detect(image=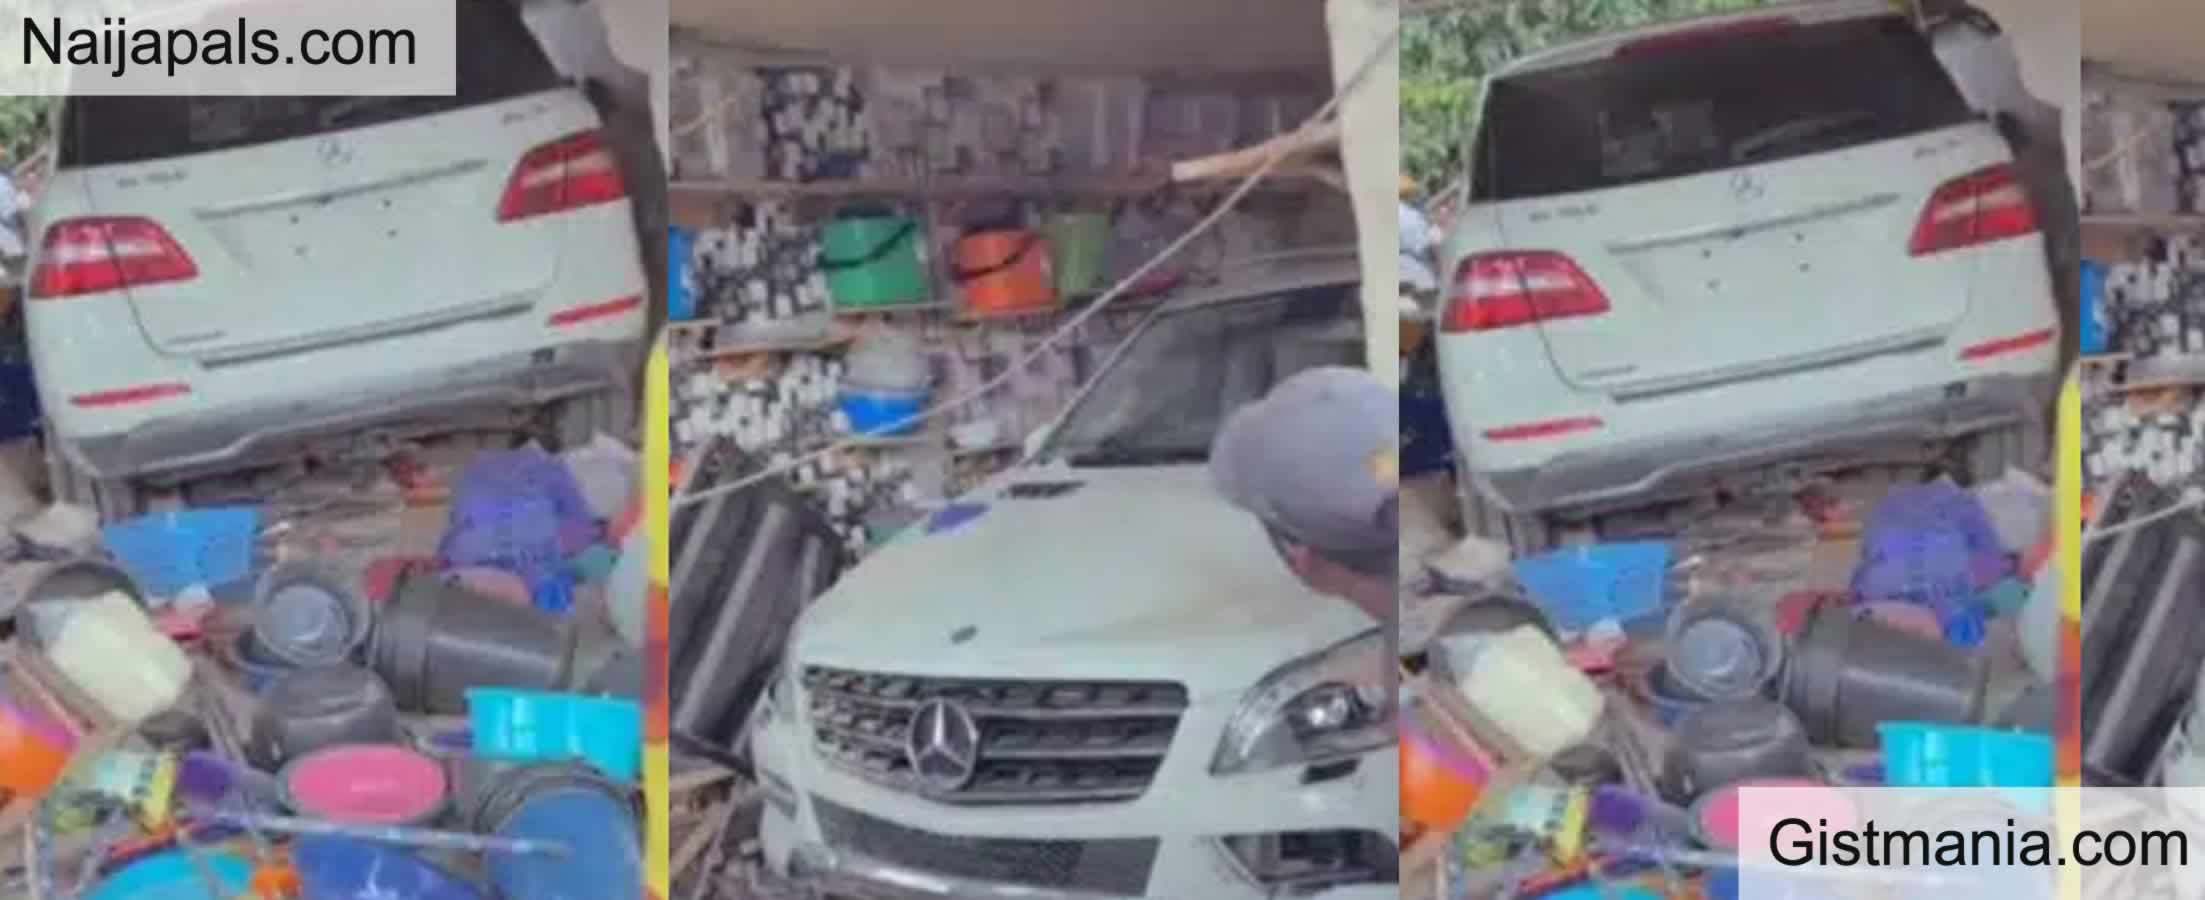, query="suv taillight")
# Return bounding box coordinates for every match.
[497,130,627,223]
[1441,251,1611,333]
[1909,163,2037,257]
[28,217,198,300]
